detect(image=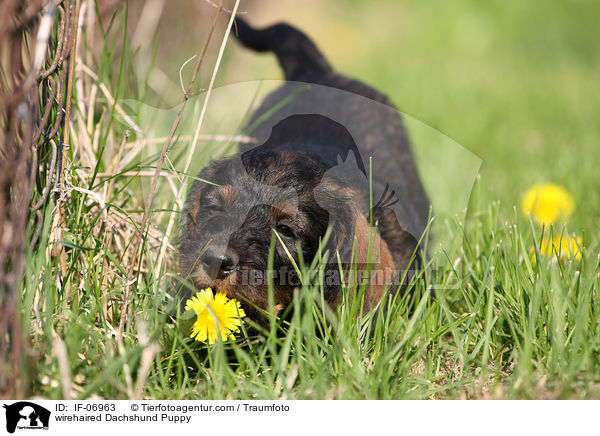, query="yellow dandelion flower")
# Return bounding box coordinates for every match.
[531,234,583,265]
[184,288,246,344]
[521,183,574,225]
